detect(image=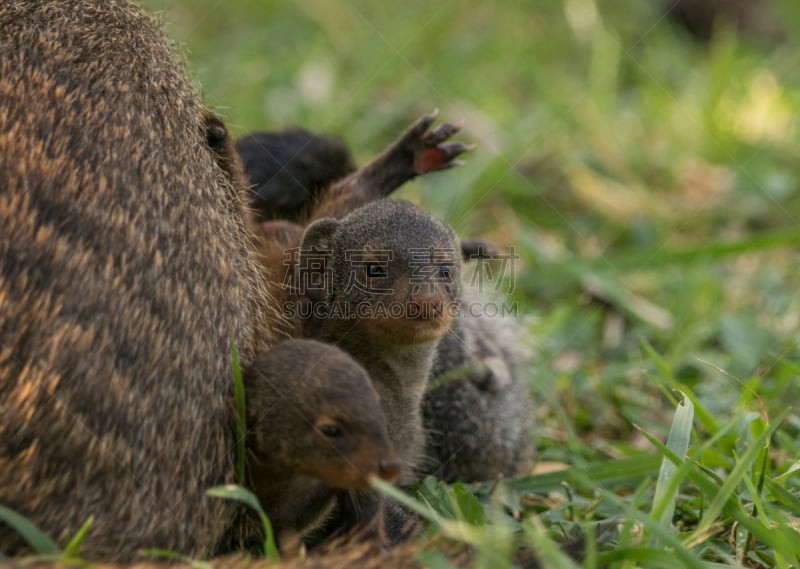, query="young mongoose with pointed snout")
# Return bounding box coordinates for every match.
[294,199,462,482]
[244,339,400,551]
[250,113,470,336]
